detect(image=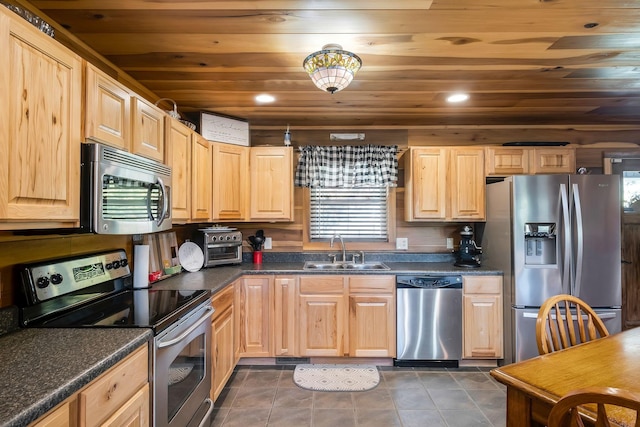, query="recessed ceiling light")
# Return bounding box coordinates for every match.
[447,93,469,103]
[255,94,275,103]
